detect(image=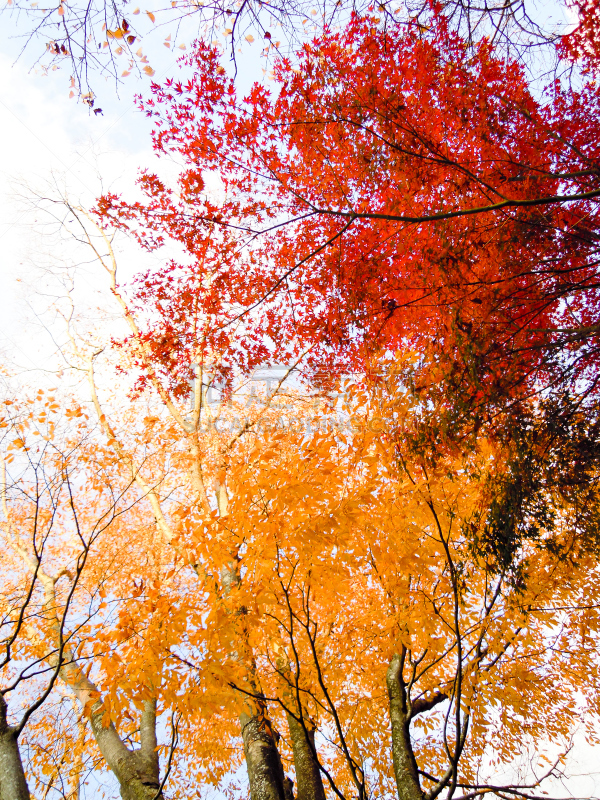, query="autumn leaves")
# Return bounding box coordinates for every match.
[2,360,598,798]
[2,4,600,799]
